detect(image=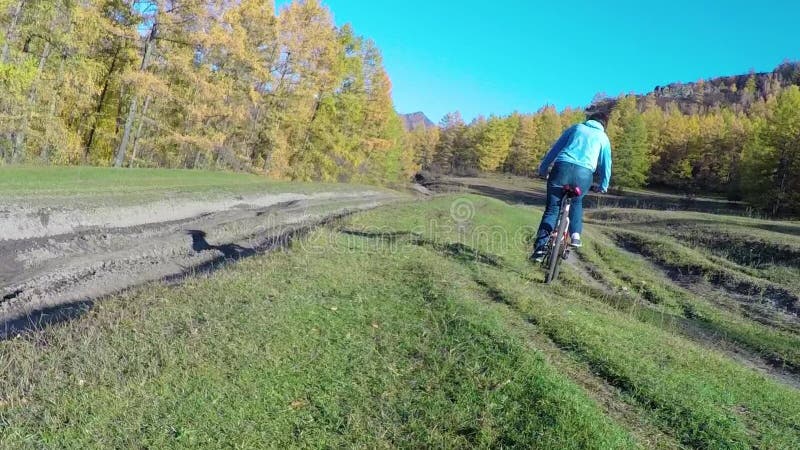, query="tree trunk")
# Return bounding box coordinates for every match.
[84,46,120,161]
[1,0,26,63]
[193,149,202,169]
[773,154,789,216]
[0,0,27,160]
[12,40,51,162]
[300,90,324,150]
[41,52,66,162]
[129,94,151,167]
[41,94,58,162]
[248,105,262,165]
[114,95,137,167]
[113,22,156,167]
